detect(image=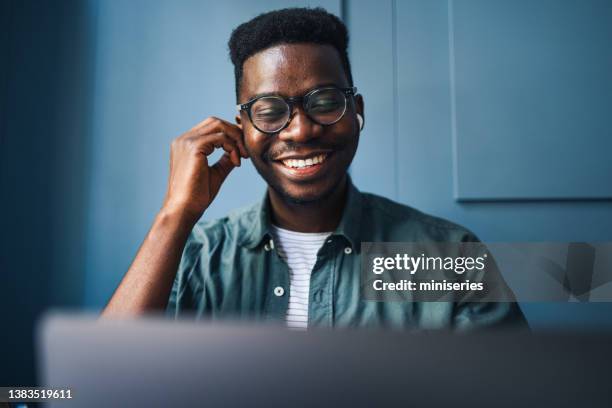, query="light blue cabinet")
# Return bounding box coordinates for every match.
[347,0,612,327]
[452,0,612,200]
